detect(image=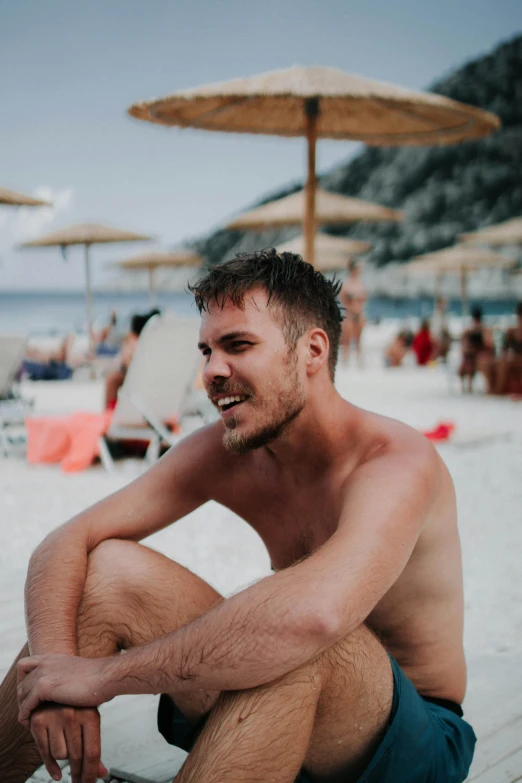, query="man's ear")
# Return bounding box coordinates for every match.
[305,329,329,375]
